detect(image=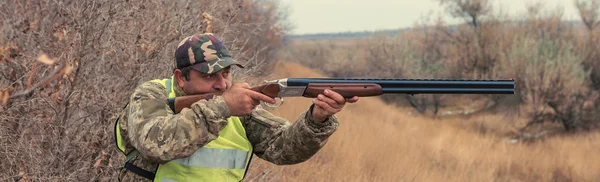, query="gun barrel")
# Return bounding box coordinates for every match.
[382,88,514,94]
[286,78,515,95]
